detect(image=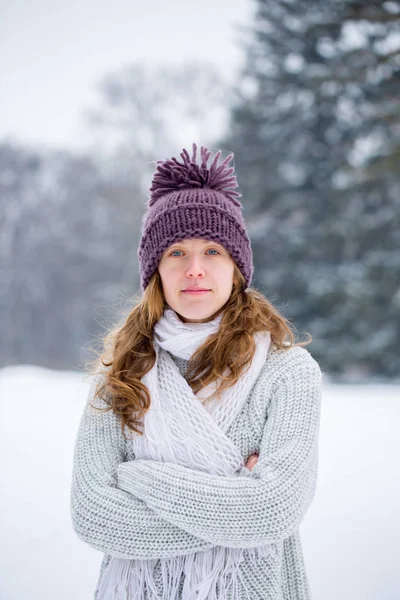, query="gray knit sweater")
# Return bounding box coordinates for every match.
[70,343,322,599]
